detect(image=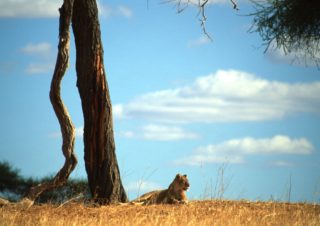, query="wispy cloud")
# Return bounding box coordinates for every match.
[266,41,320,67]
[26,63,54,74]
[0,0,60,18]
[114,69,320,123]
[75,127,83,138]
[126,180,162,193]
[188,35,211,47]
[175,135,314,166]
[0,1,133,19]
[113,105,124,119]
[270,160,295,168]
[122,124,199,141]
[21,42,55,74]
[196,135,314,155]
[21,42,52,58]
[175,154,244,166]
[117,5,133,18]
[98,4,133,19]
